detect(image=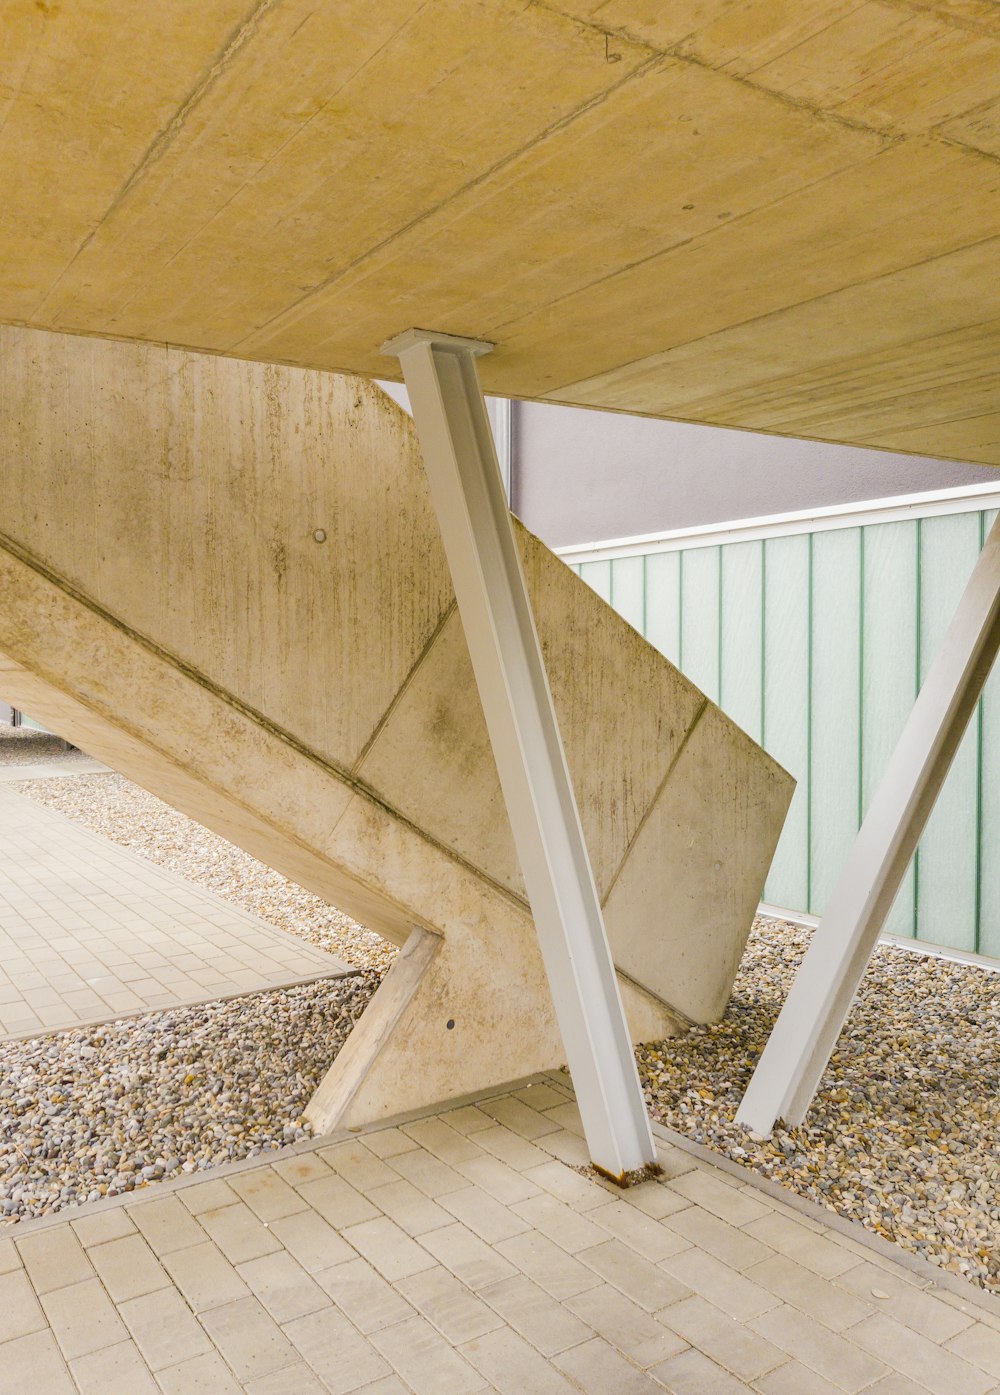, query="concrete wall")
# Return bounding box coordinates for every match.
[0,325,792,1132]
[510,401,992,549]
